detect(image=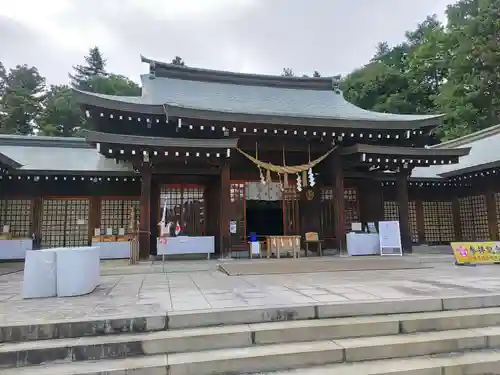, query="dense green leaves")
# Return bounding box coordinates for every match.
[0,65,45,135]
[342,0,500,140]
